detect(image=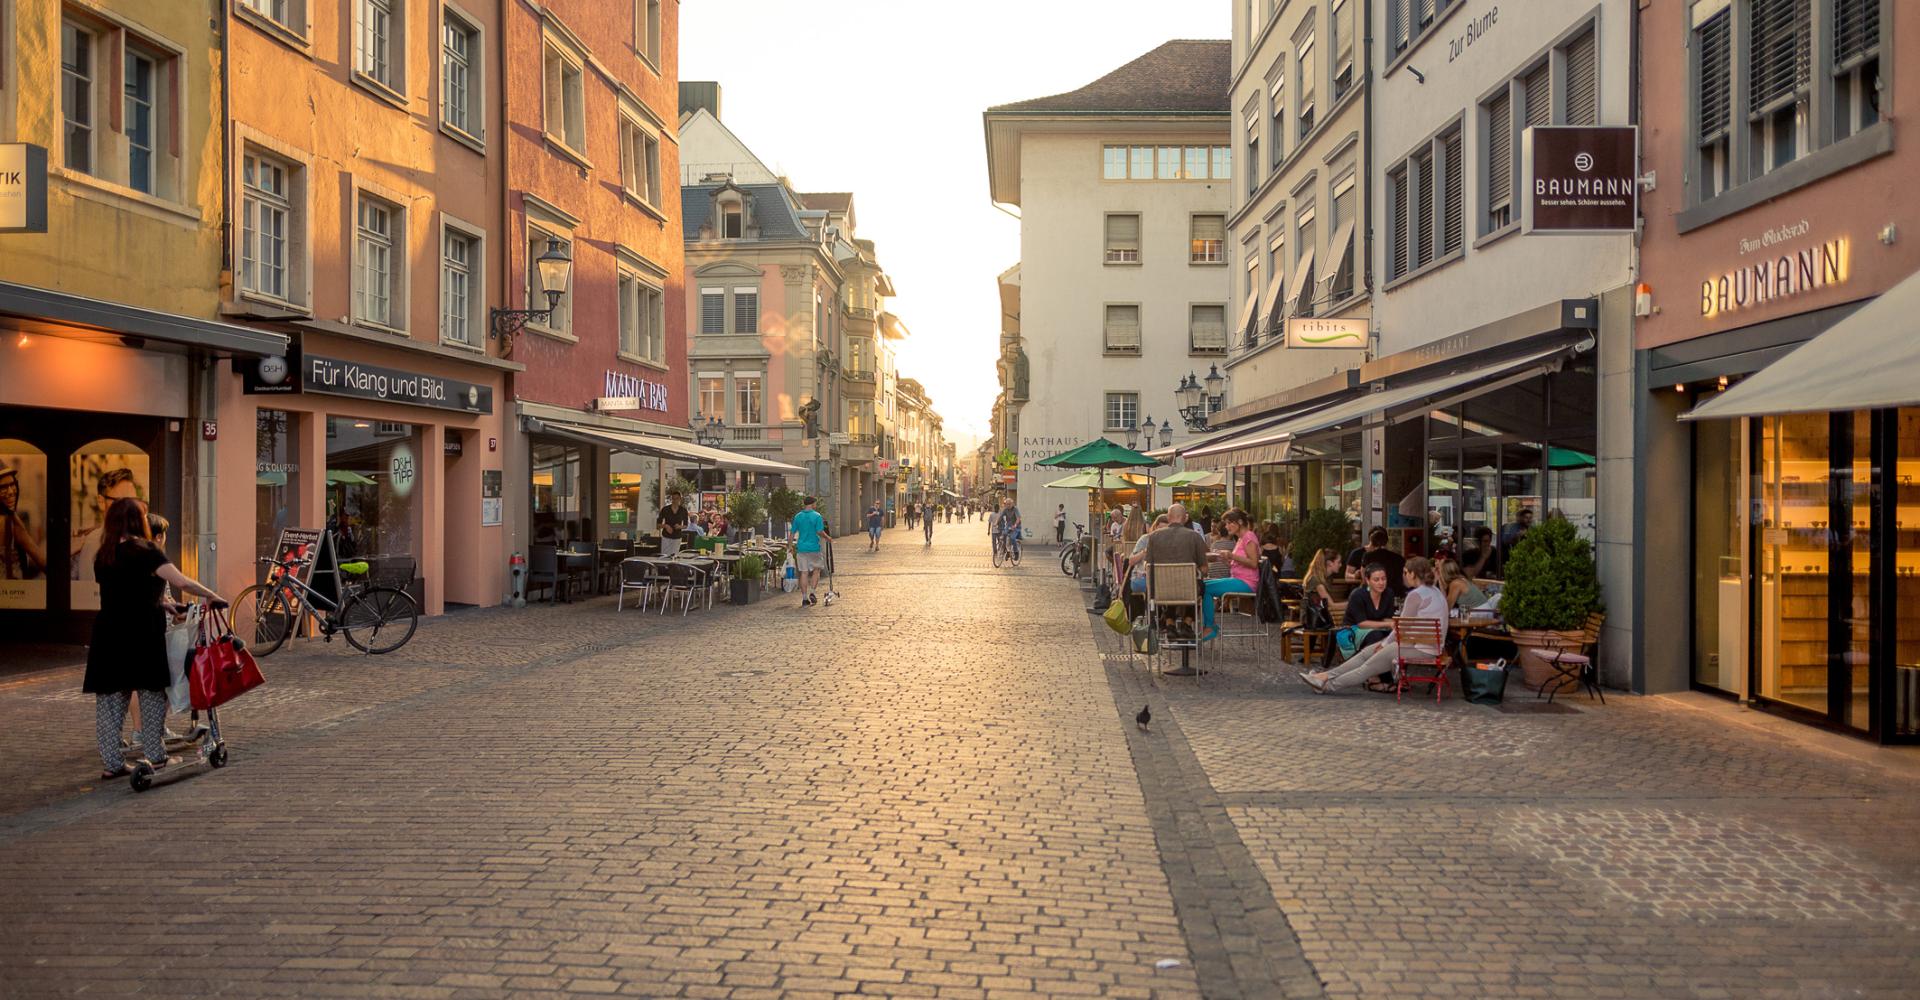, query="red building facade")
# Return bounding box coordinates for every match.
[503,0,685,547]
